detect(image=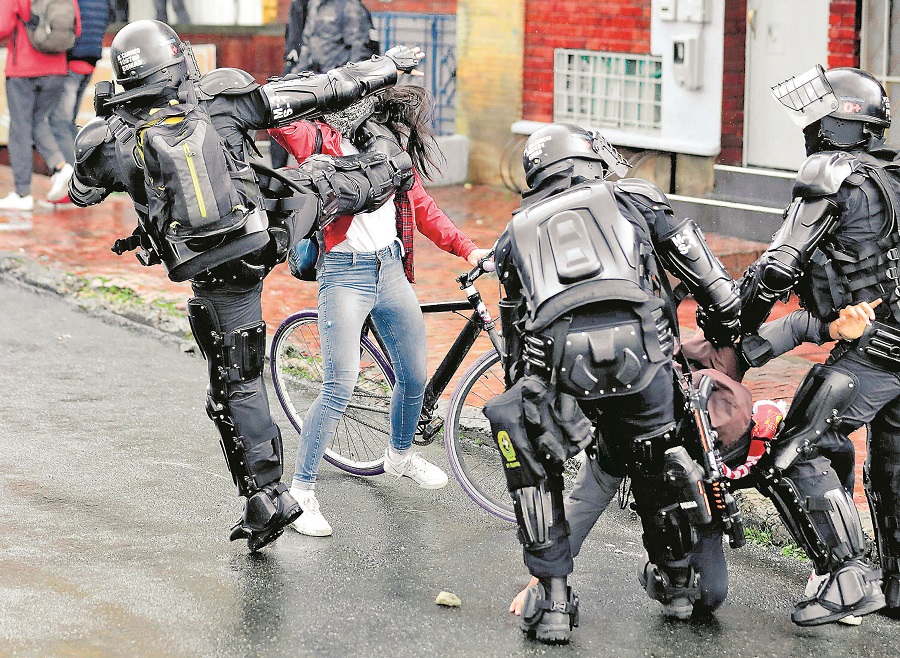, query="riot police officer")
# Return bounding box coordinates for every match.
[68,20,421,552]
[740,65,893,623]
[488,123,743,643]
